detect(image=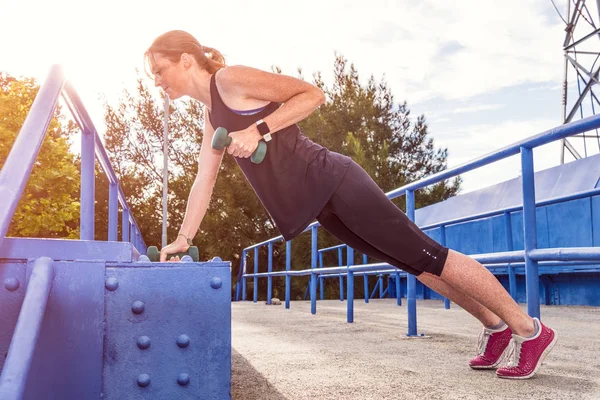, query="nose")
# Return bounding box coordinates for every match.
[154,75,161,88]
